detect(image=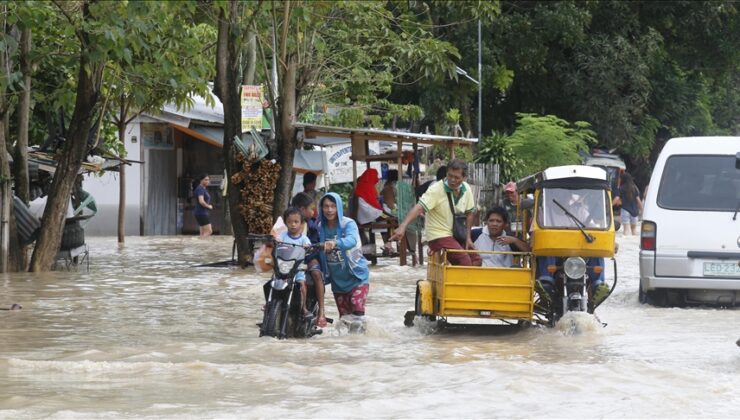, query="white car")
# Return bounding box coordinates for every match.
[639,136,740,306]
